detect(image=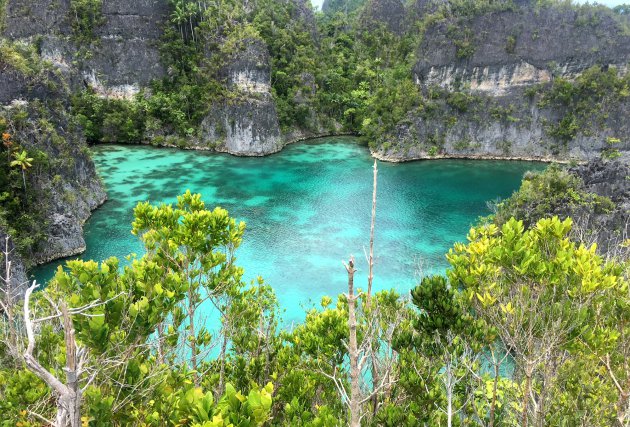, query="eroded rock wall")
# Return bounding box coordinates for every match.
[375,88,630,161]
[3,0,168,97]
[414,7,630,95]
[570,158,630,258]
[199,38,283,156]
[0,53,106,267]
[361,0,407,34]
[374,3,630,162]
